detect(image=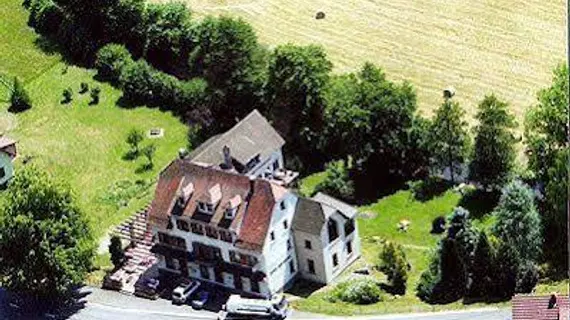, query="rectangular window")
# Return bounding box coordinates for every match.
[273,160,279,171]
[205,226,219,239]
[307,259,315,274]
[0,167,5,179]
[344,219,355,236]
[165,256,177,270]
[283,220,288,229]
[191,222,204,235]
[289,259,295,274]
[304,240,312,250]
[347,241,353,255]
[270,231,275,241]
[280,201,286,211]
[332,253,338,267]
[287,239,292,251]
[176,219,189,232]
[328,220,339,243]
[251,280,260,293]
[200,265,210,280]
[220,230,232,243]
